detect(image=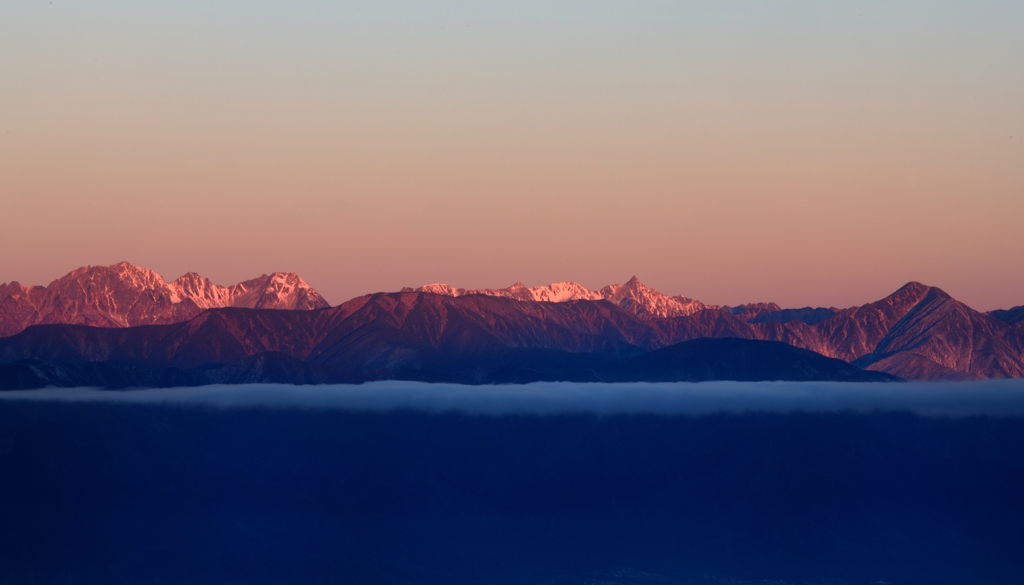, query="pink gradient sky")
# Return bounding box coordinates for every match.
[1,2,1022,310]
